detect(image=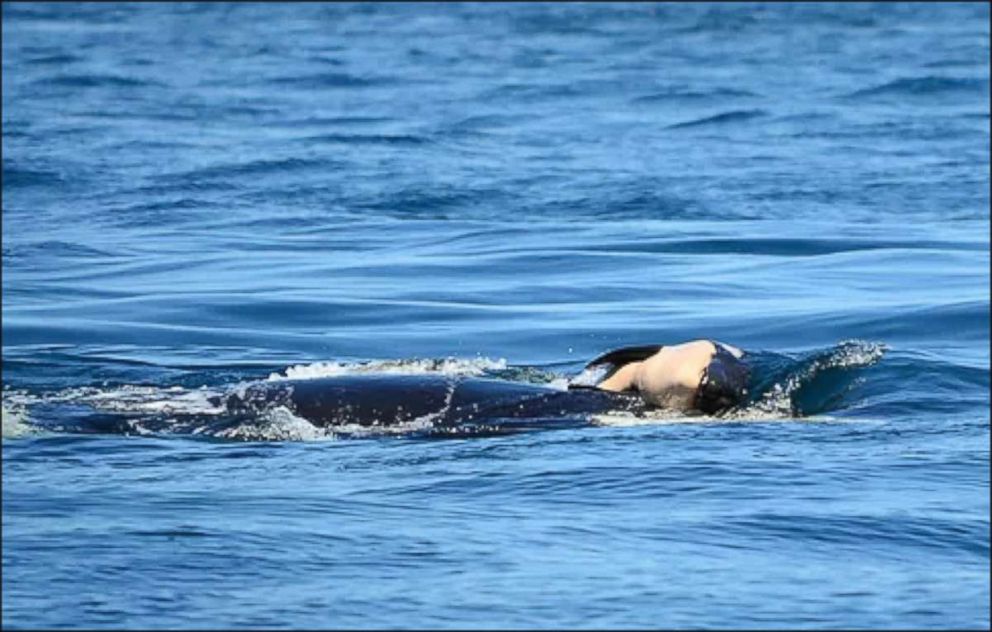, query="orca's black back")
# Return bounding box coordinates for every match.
[229,374,643,429]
